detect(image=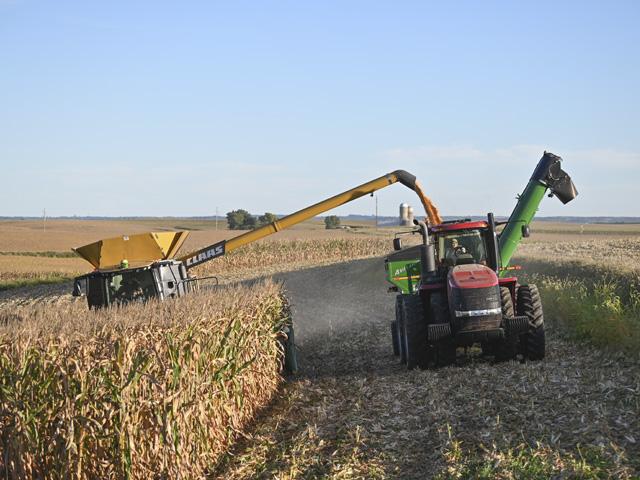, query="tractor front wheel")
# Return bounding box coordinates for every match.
[494,286,519,362]
[517,284,545,361]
